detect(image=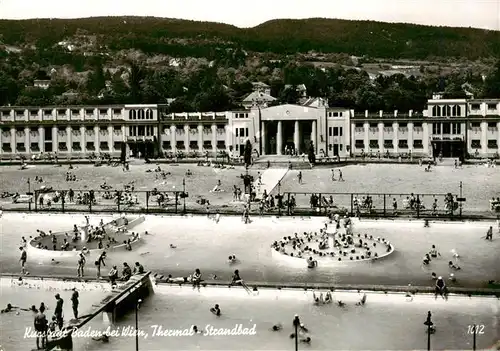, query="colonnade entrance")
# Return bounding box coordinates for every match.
[261,120,316,155]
